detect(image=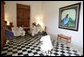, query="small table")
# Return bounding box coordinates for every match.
[57,34,71,43]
